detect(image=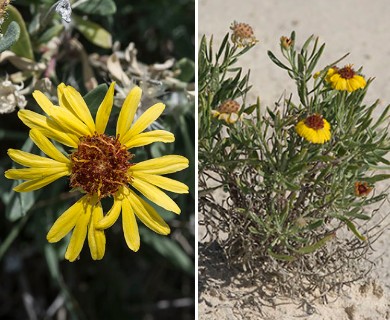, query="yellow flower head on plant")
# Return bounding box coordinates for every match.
[230,21,258,47]
[295,114,331,144]
[211,99,241,124]
[326,65,366,92]
[5,82,189,262]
